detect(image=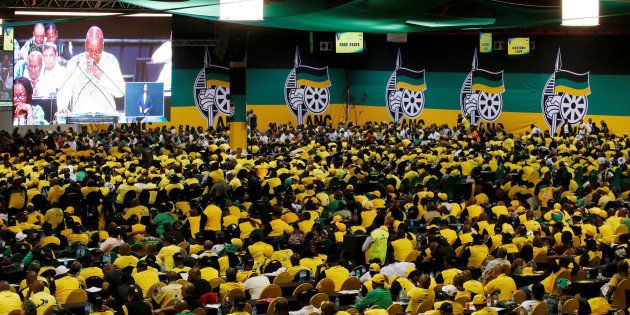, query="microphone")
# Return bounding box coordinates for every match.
[90,59,125,97]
